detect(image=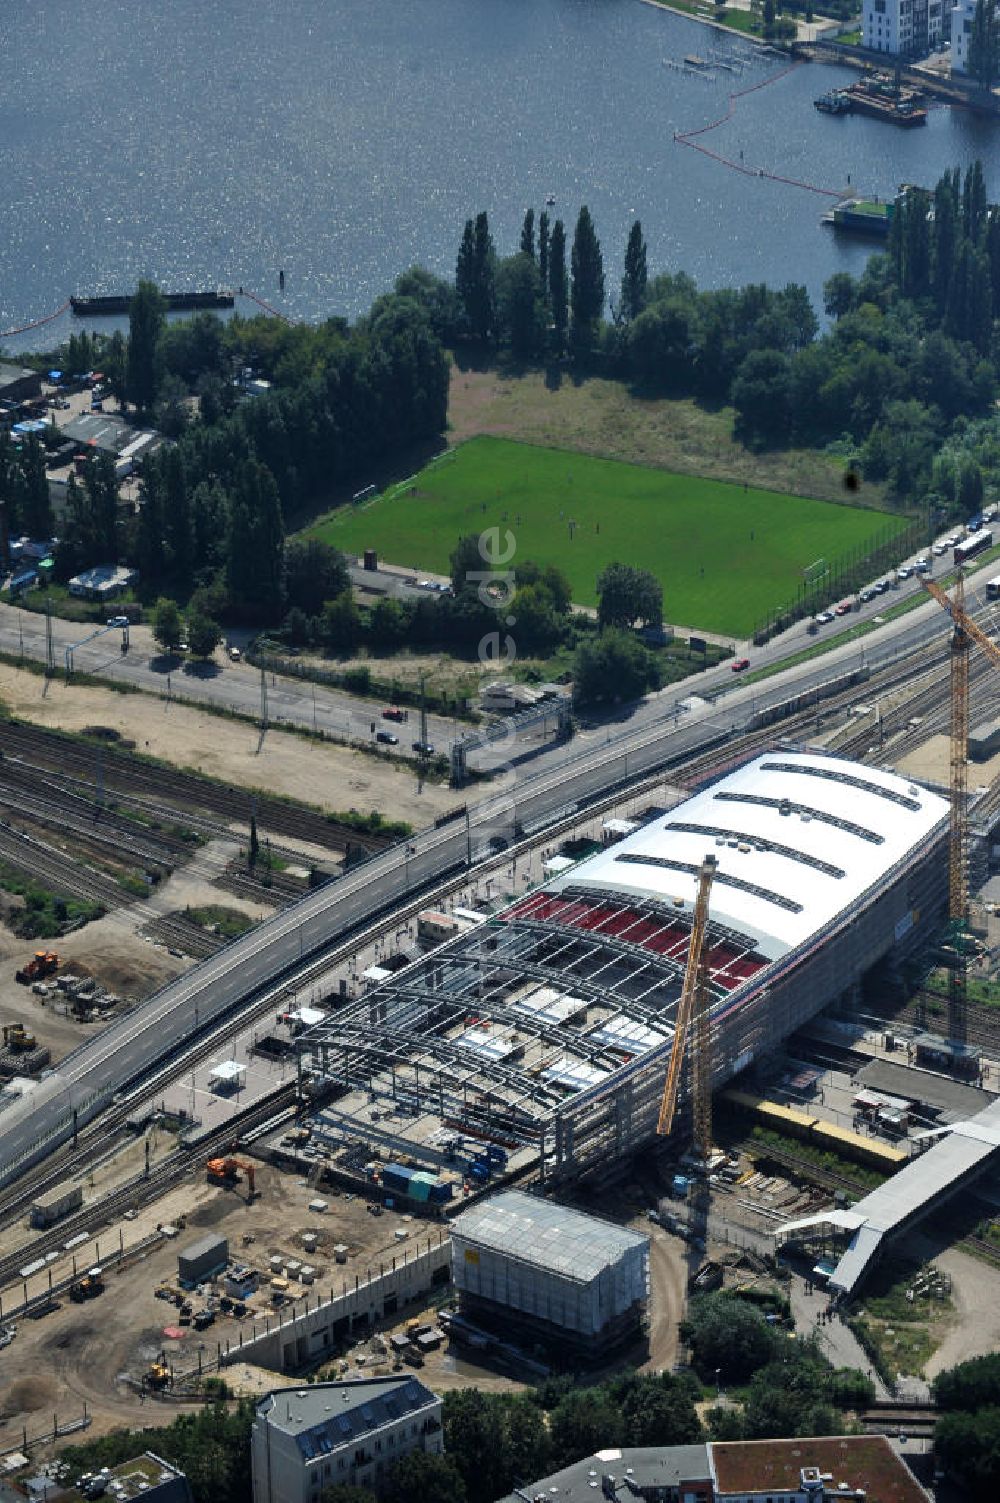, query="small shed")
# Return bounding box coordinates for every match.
[178,1234,228,1287]
[542,854,576,879]
[208,1060,246,1094]
[30,1181,83,1229]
